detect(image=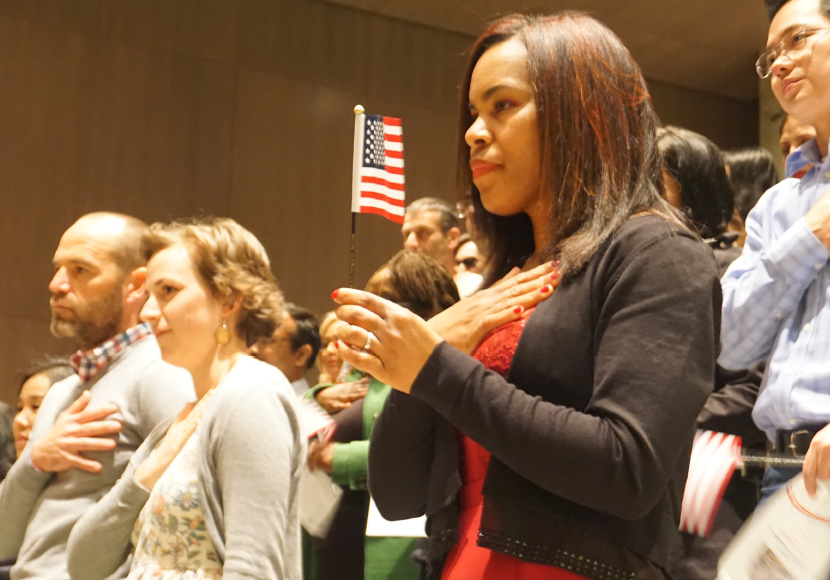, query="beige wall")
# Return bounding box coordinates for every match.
[0,0,758,405]
[650,81,759,150]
